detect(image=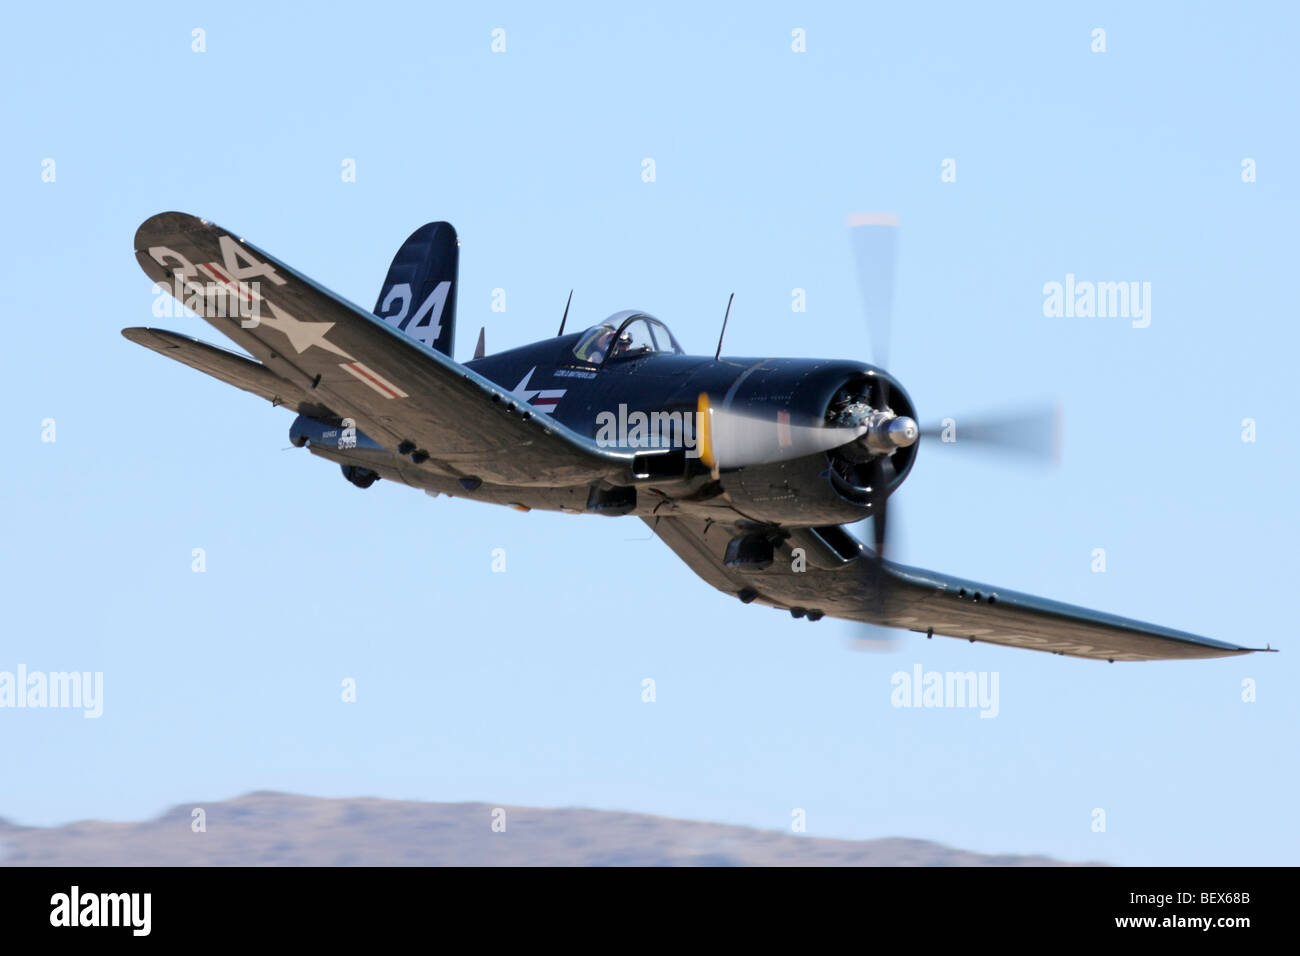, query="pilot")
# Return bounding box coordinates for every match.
[608,329,634,358]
